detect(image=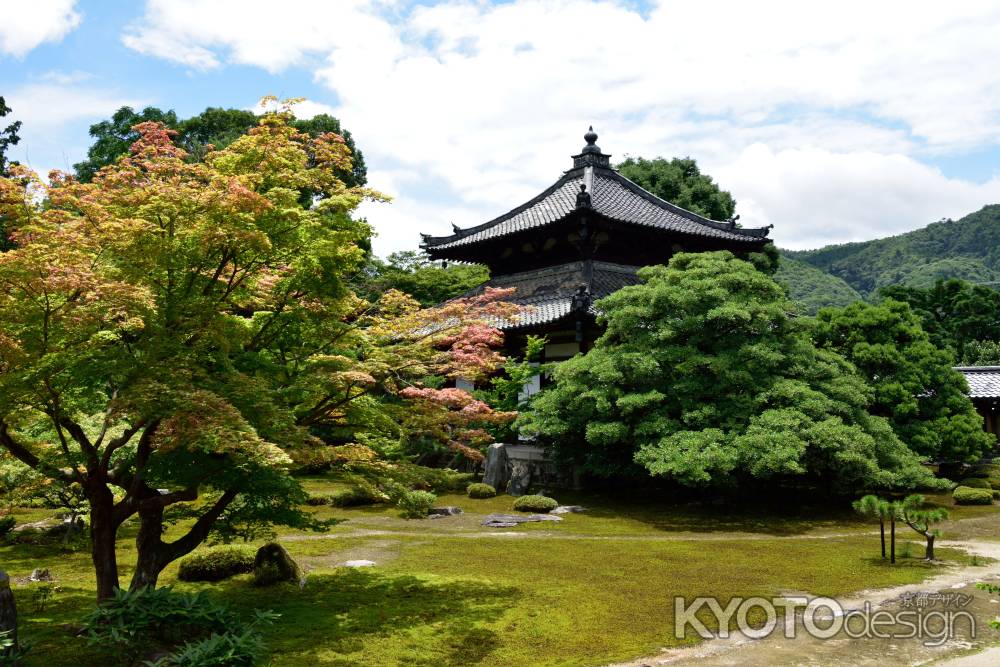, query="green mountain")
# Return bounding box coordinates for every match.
[774,257,862,314]
[780,204,1000,309]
